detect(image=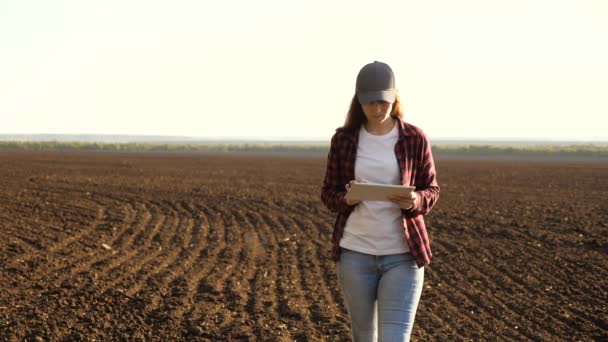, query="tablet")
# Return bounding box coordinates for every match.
[344,181,416,202]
